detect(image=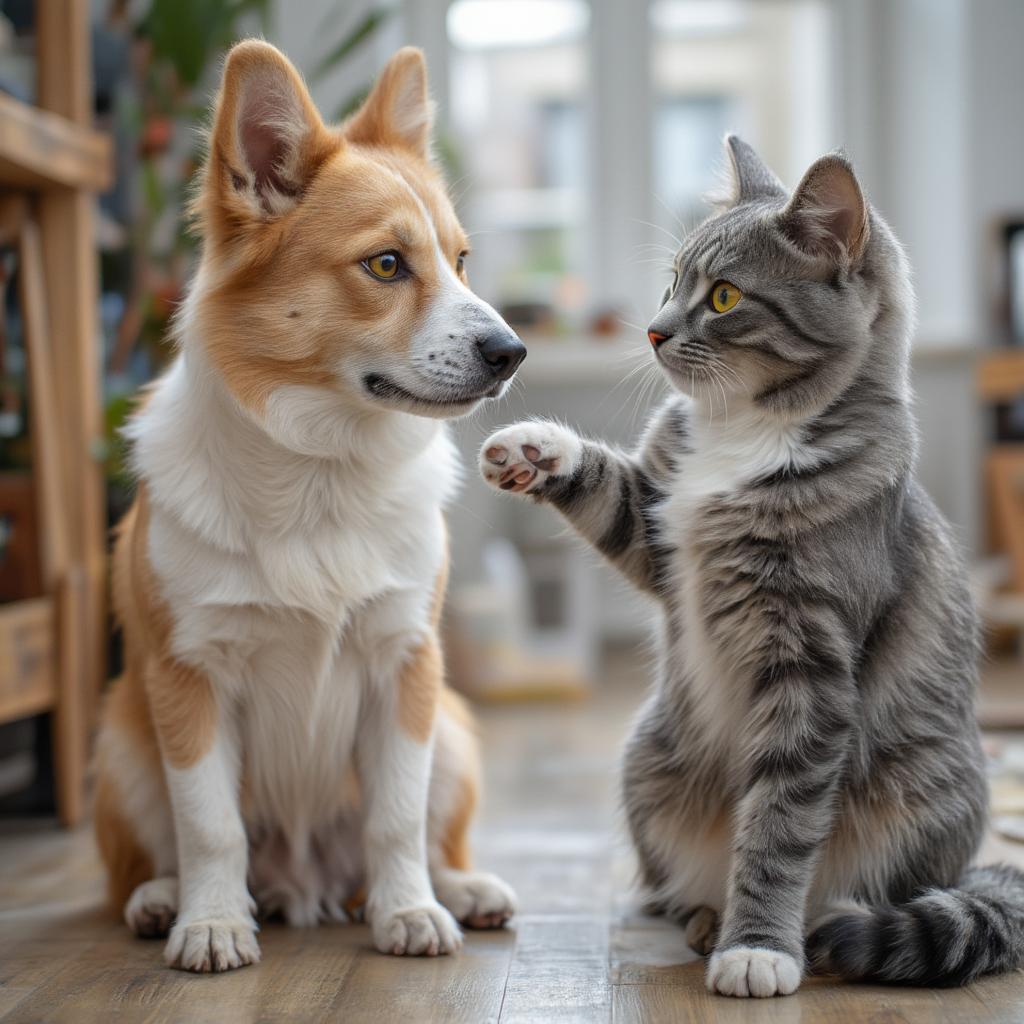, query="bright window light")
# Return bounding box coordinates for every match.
[447,0,590,51]
[650,0,748,37]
